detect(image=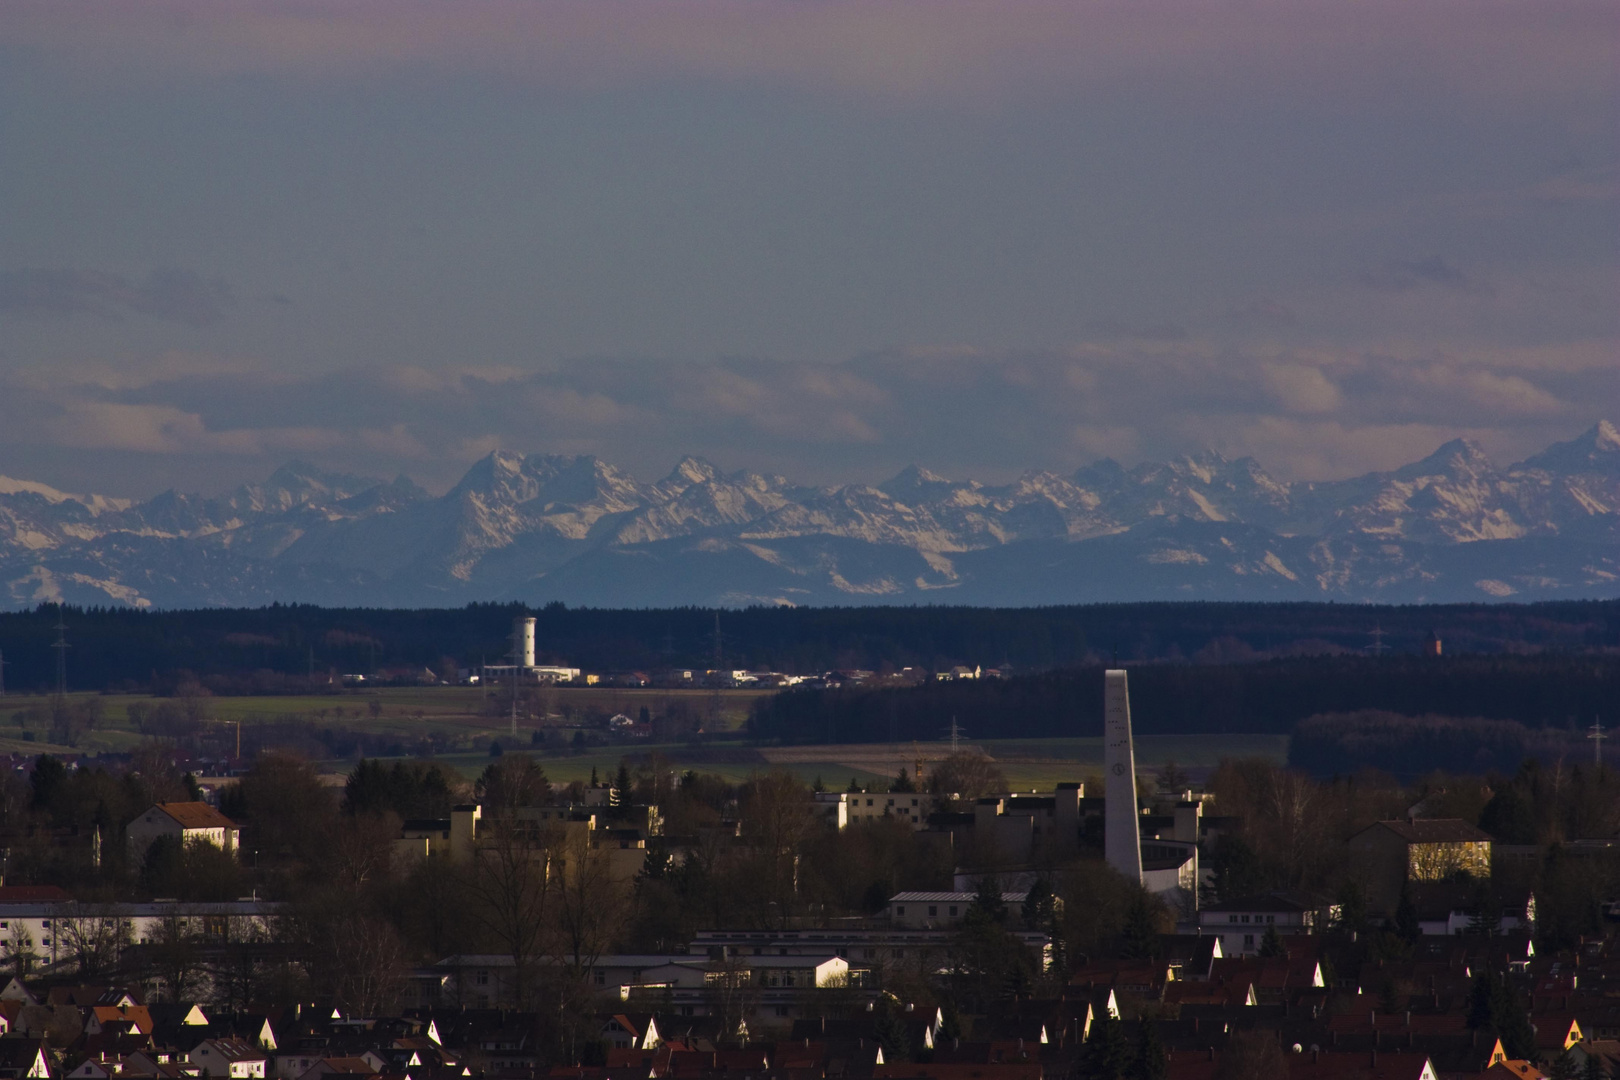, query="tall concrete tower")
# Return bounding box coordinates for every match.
[1104,669,1142,883]
[515,616,537,669]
